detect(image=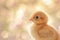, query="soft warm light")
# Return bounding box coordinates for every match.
[15,6,25,23]
[9,5,26,31]
[56,11,60,19]
[1,31,9,39]
[41,0,53,6]
[25,22,35,40]
[35,5,44,11]
[58,26,60,33]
